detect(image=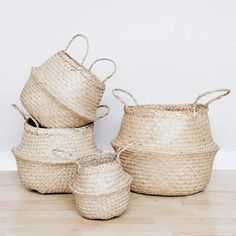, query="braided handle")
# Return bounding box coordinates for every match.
[95,105,110,121]
[64,34,89,65]
[52,149,83,172]
[52,149,81,165]
[89,58,116,83]
[112,88,138,106]
[194,89,231,106]
[52,149,75,161]
[12,104,39,128]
